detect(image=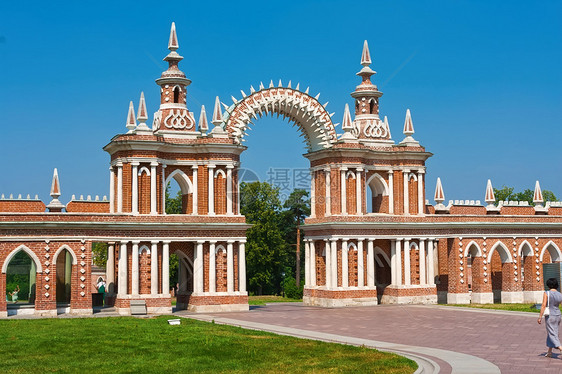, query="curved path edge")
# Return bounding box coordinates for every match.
[181,313,500,374]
